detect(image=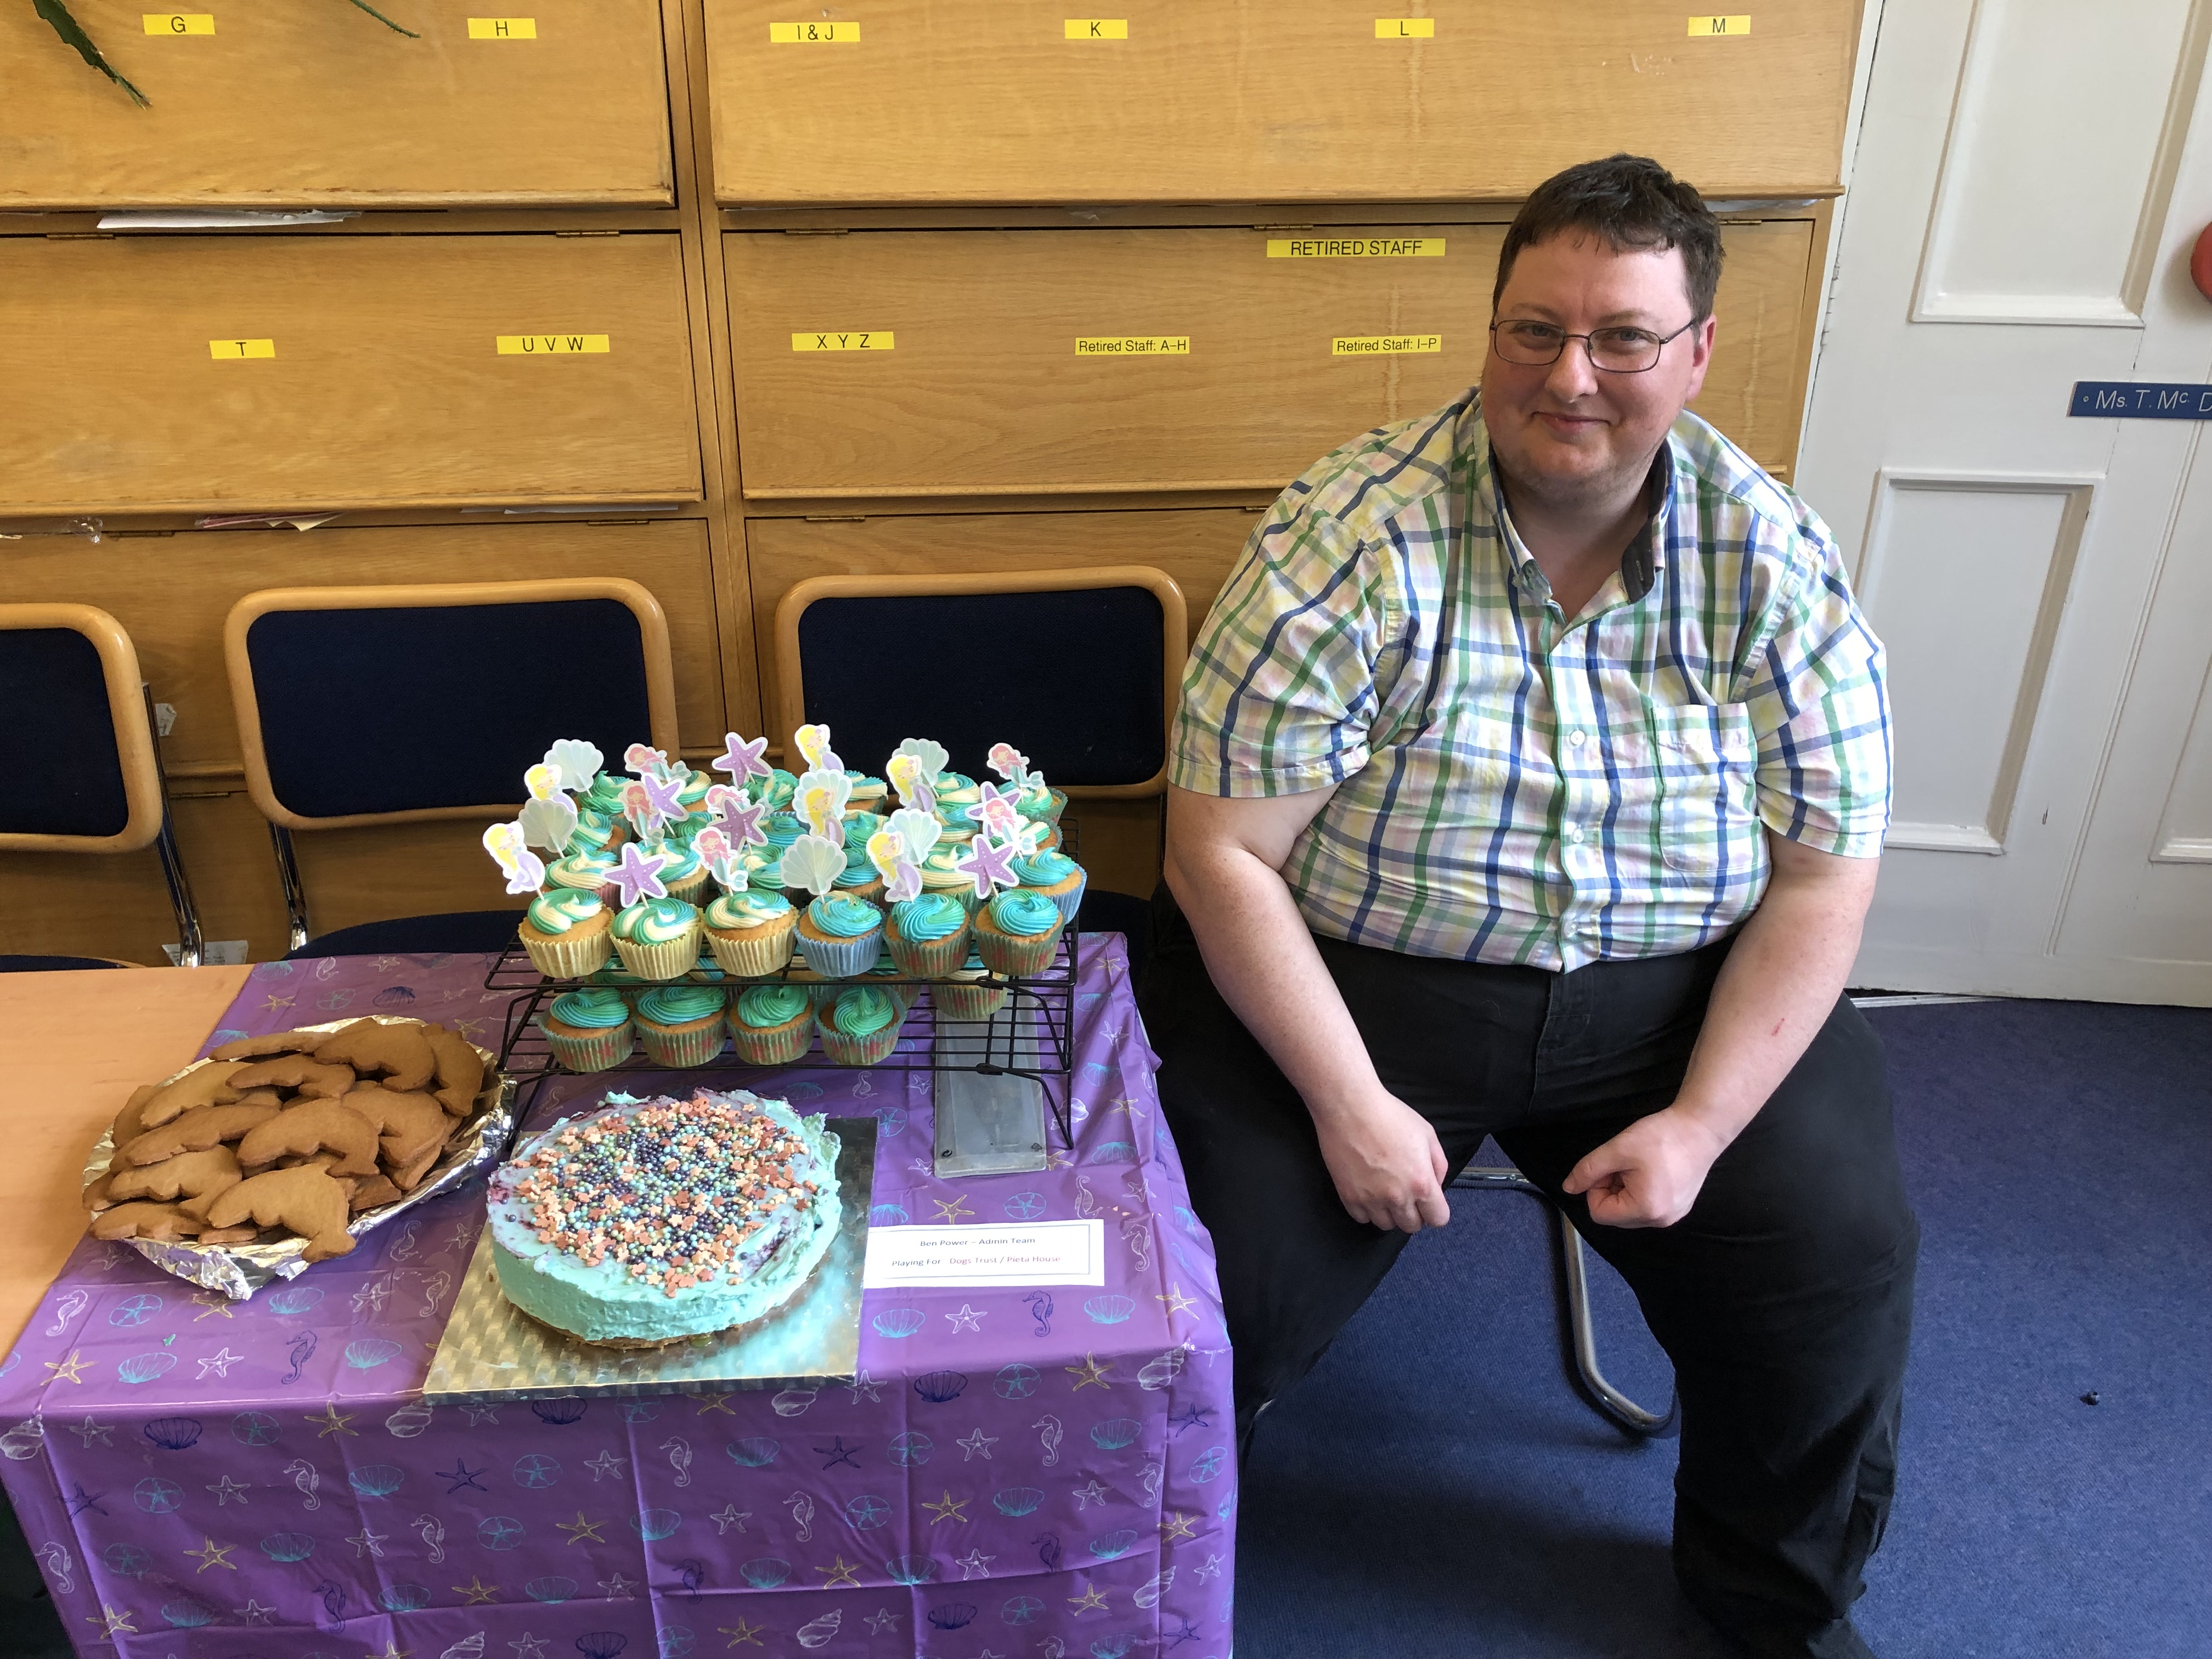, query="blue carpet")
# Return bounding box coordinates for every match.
[1234,999,2212,1658]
